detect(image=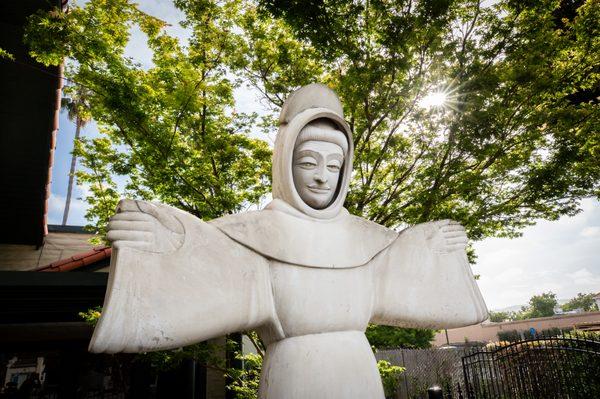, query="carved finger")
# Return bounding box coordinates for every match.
[137,201,184,234]
[441,222,464,229]
[107,220,153,232]
[112,240,151,251]
[107,230,152,243]
[443,231,467,239]
[110,212,155,222]
[446,237,468,245]
[441,225,465,233]
[116,199,141,213]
